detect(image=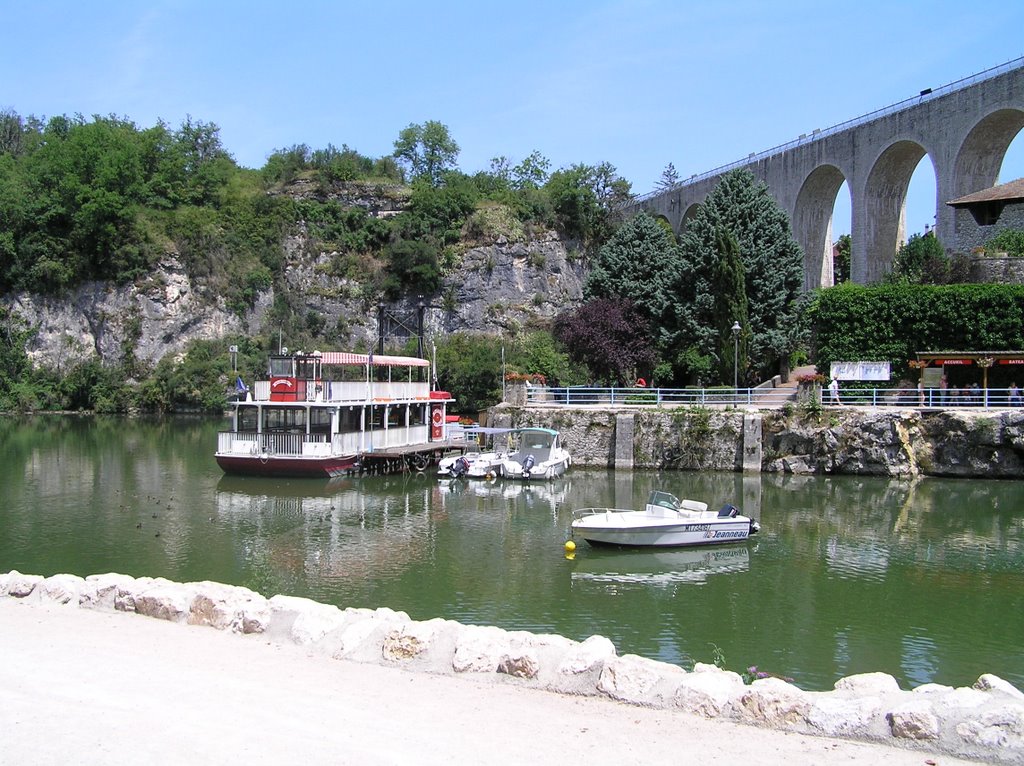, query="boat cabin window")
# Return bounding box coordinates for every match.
[339,407,361,433]
[369,404,387,429]
[309,407,332,435]
[269,357,294,377]
[386,405,405,428]
[414,404,427,425]
[263,407,306,432]
[237,405,259,432]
